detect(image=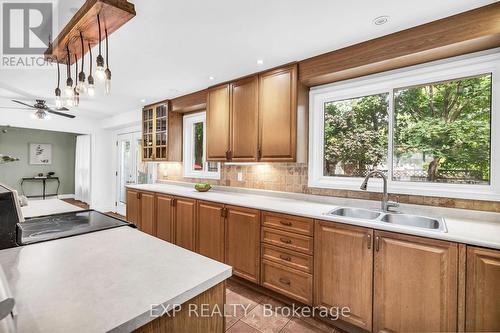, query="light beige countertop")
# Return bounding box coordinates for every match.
[0,227,232,333]
[128,182,500,250]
